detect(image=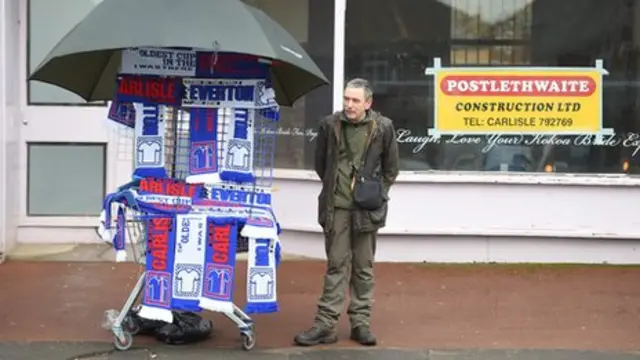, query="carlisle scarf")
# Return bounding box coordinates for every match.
[199,217,238,314]
[138,216,176,323]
